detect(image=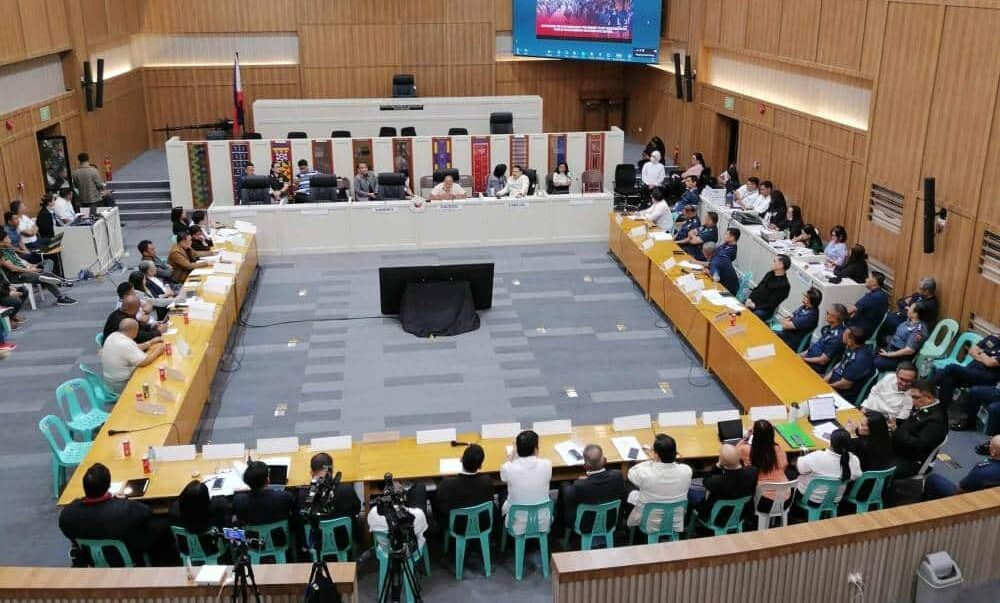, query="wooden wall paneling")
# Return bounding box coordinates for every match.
[81,71,148,173]
[816,0,867,71]
[2,135,46,213]
[809,121,853,156]
[846,160,868,236]
[495,0,513,31]
[778,0,820,62]
[920,6,1000,218]
[860,0,888,78]
[866,2,944,195]
[300,25,401,68]
[900,208,976,322]
[803,146,850,236]
[141,0,296,33]
[961,220,1000,327]
[448,65,495,97]
[698,107,728,176]
[105,0,130,43]
[0,0,27,63]
[736,123,772,179]
[852,132,867,163]
[0,148,8,213]
[46,0,70,47]
[718,0,748,49]
[769,134,808,202]
[80,0,111,47]
[300,66,395,98]
[744,0,782,55]
[703,0,723,46]
[980,87,1000,227]
[445,0,495,23]
[738,98,773,129]
[399,0,447,24]
[18,0,53,55]
[61,114,84,162]
[772,109,809,141]
[667,0,692,42]
[447,22,495,65]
